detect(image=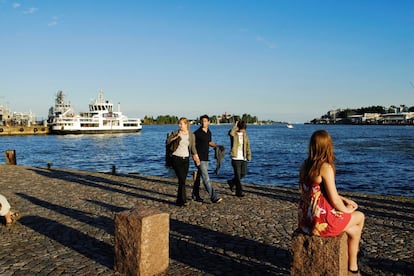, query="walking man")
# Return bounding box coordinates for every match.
[192,115,222,203]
